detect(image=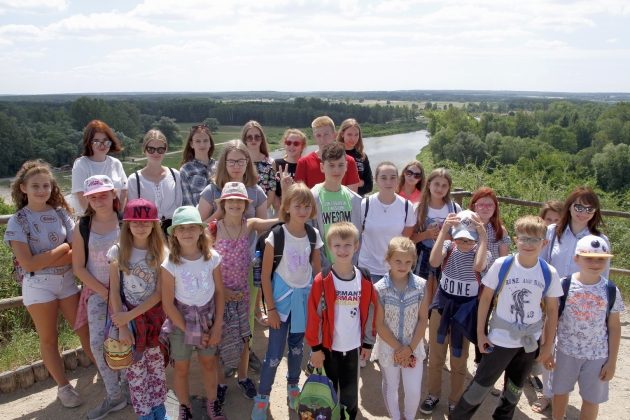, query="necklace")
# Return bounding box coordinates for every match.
[378,195,396,213]
[222,220,243,240]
